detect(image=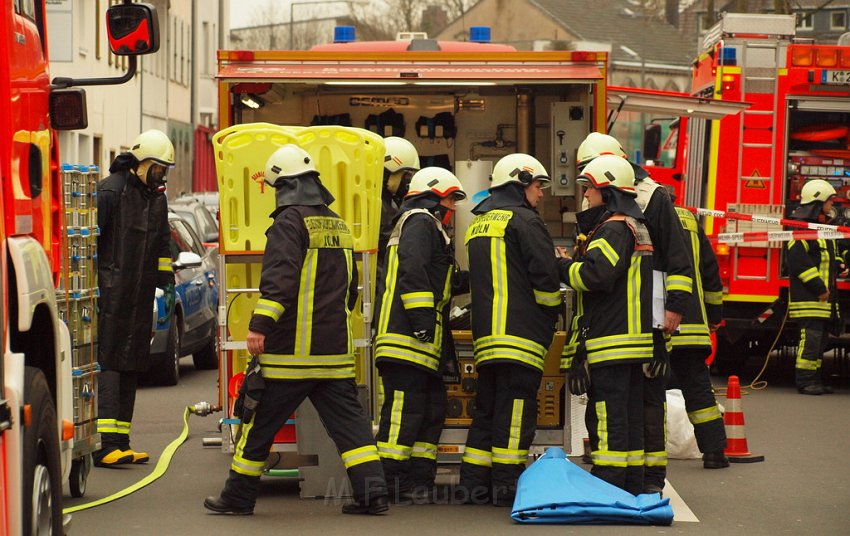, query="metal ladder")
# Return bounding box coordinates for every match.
[733,39,786,282]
